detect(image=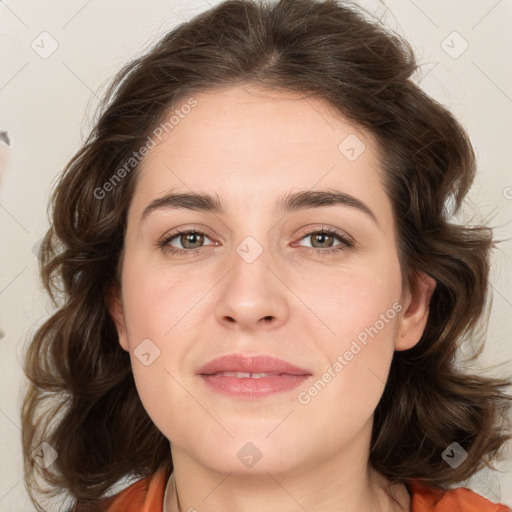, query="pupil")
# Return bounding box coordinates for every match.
[314,233,331,248]
[183,233,203,248]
